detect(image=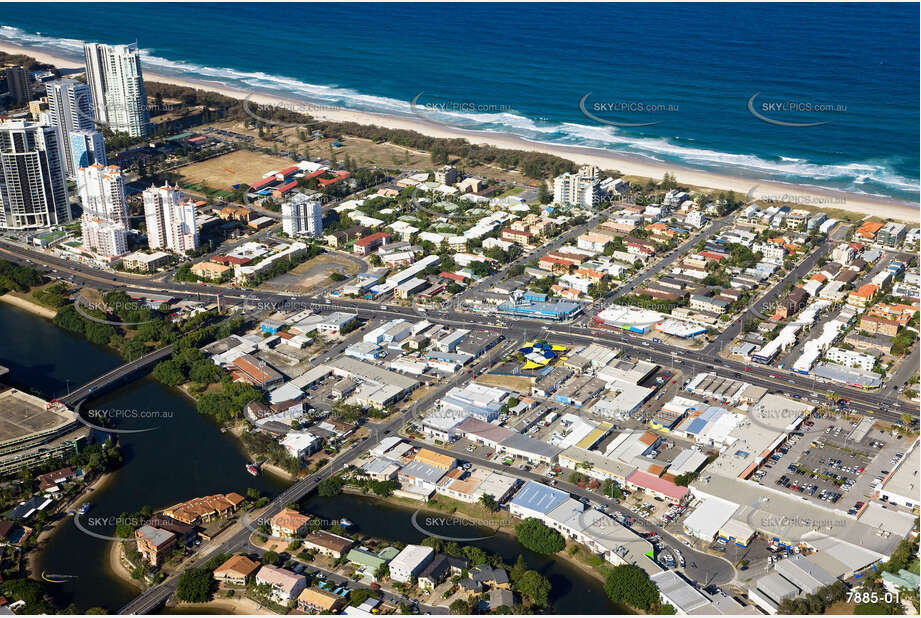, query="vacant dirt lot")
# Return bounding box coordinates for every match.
[257,253,363,293]
[176,149,288,190]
